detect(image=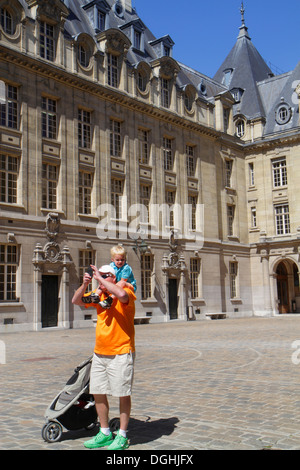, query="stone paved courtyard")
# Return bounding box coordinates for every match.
[0,316,300,451]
